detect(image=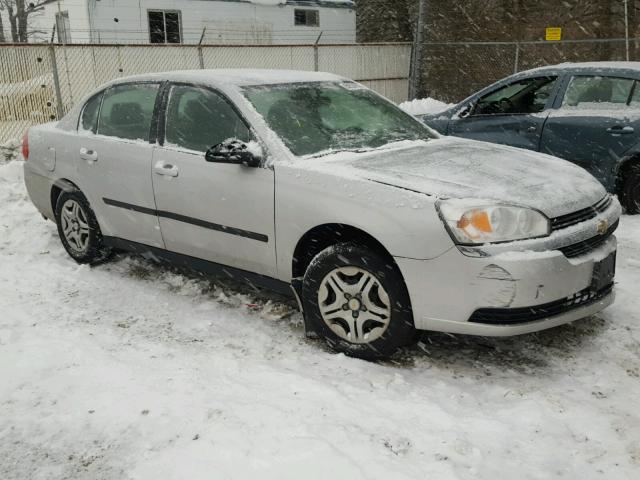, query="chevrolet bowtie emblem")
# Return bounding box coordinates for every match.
[597,219,609,235]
